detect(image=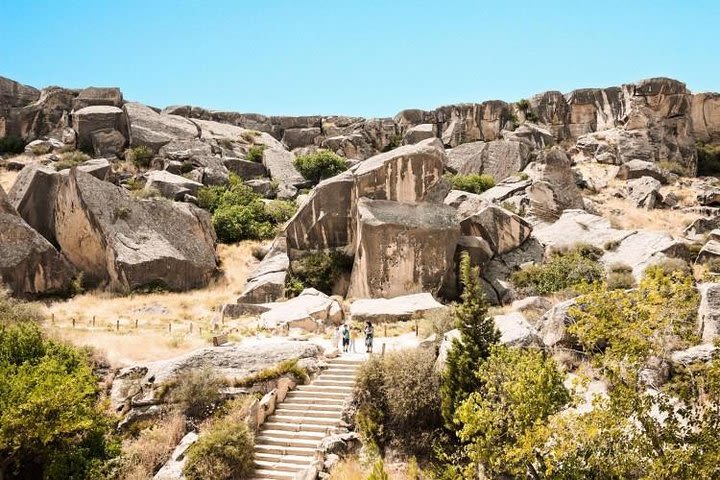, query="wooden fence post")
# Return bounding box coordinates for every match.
[116,319,119,331]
